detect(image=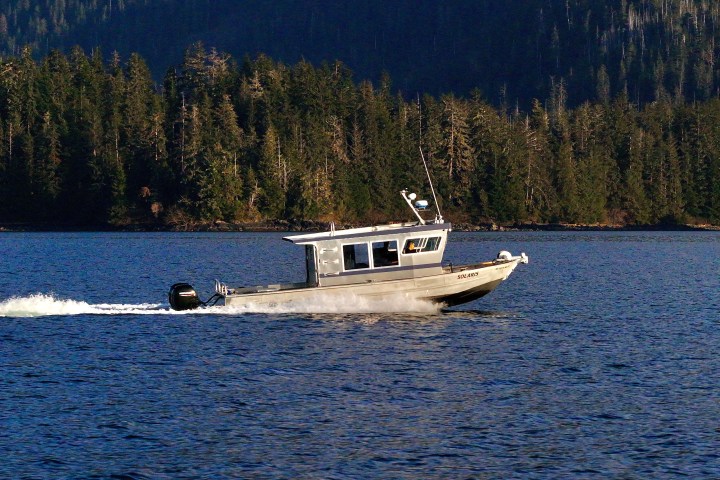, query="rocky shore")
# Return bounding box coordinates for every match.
[2,219,719,233]
[452,222,720,232]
